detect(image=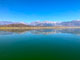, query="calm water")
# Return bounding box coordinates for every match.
[0,29,80,60]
